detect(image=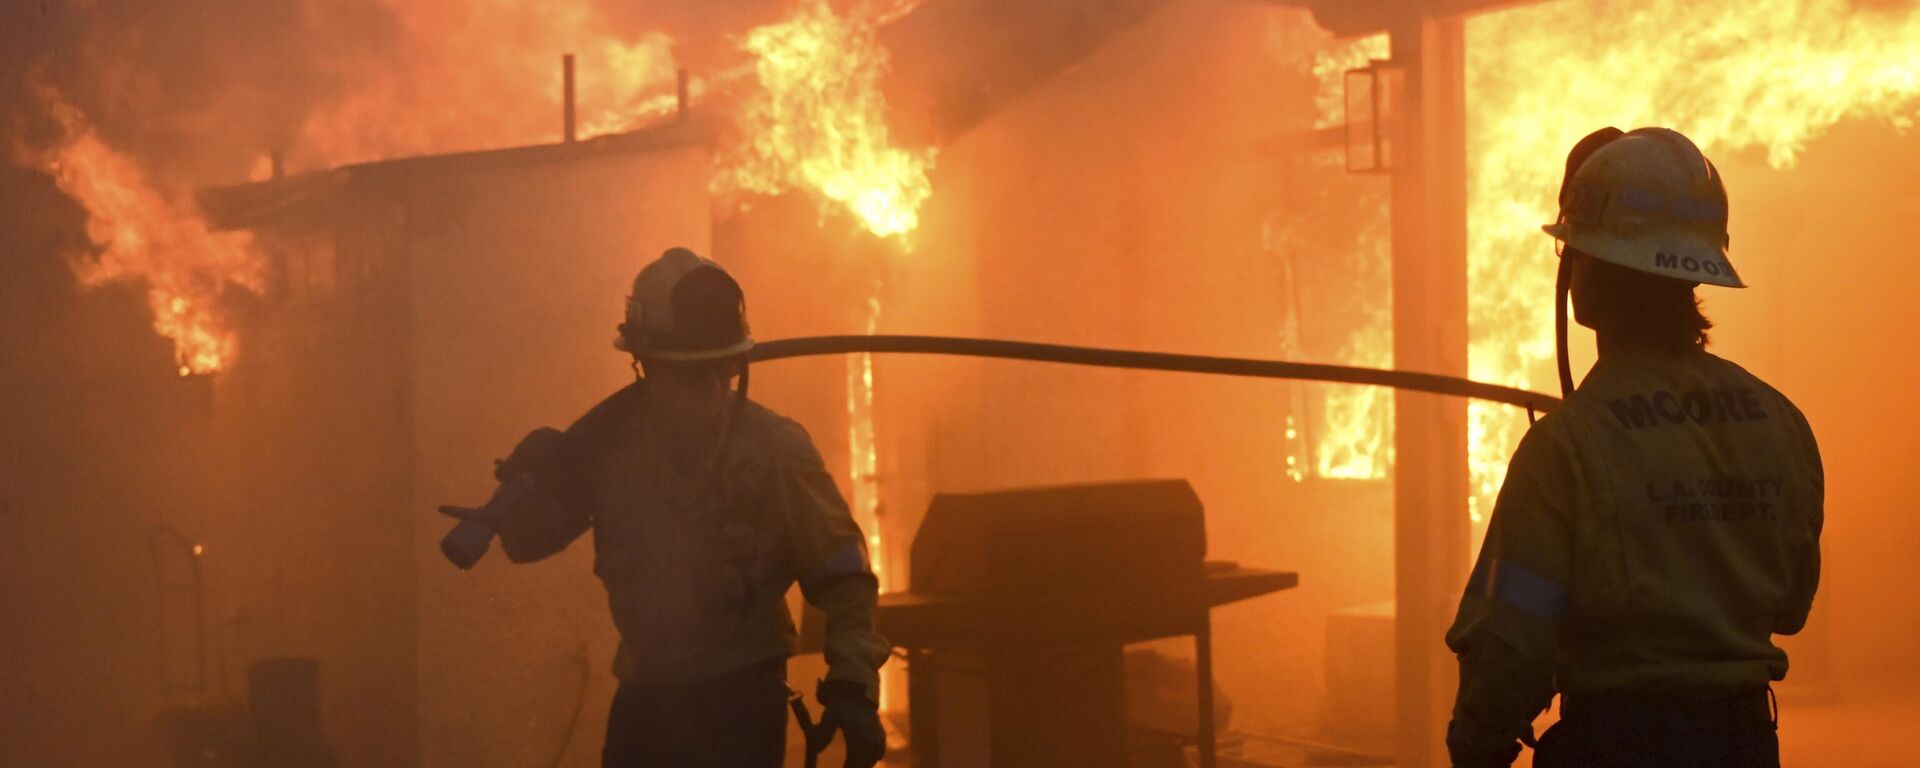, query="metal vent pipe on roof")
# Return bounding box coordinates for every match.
[563,54,577,143]
[677,69,690,121]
